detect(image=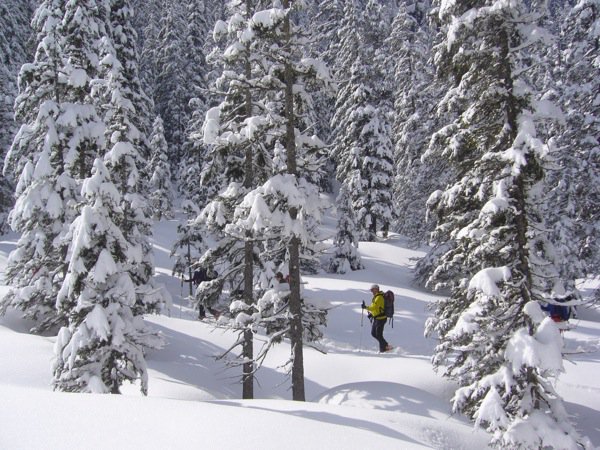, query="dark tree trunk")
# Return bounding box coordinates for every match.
[282,0,305,402]
[242,18,255,399]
